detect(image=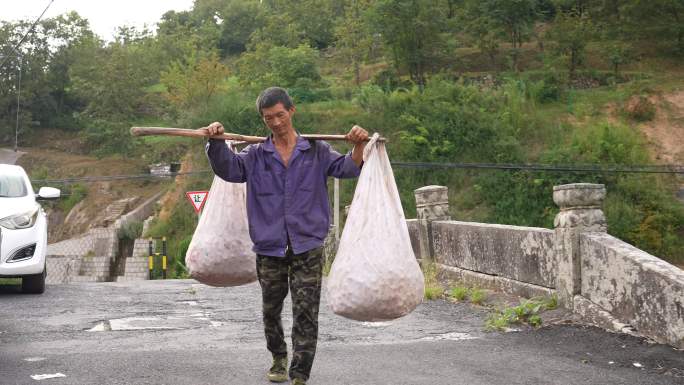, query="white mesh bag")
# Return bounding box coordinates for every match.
[327,134,424,321]
[185,142,256,287]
